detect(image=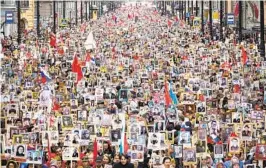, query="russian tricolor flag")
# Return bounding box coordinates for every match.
[40,67,52,84]
[91,57,96,64]
[119,115,129,154]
